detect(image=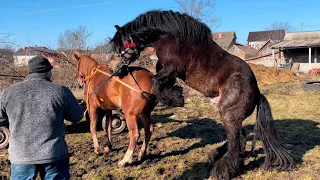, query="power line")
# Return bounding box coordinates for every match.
[2,0,128,16]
